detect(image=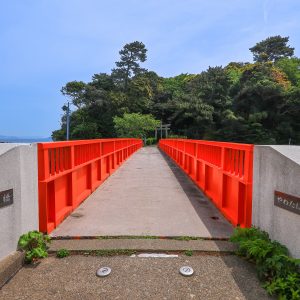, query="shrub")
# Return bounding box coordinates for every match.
[18,231,51,263]
[230,227,300,299]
